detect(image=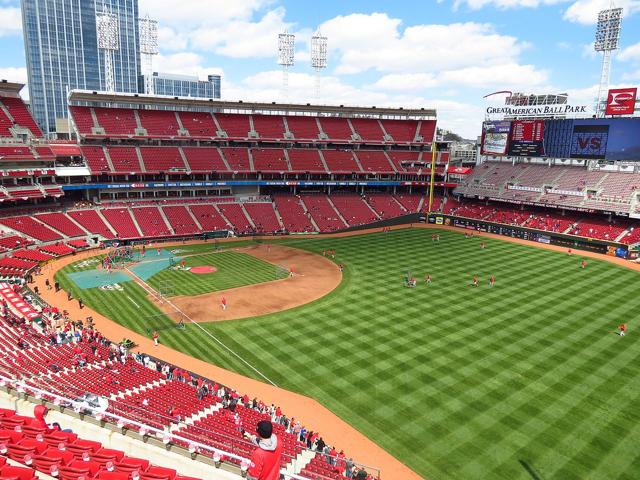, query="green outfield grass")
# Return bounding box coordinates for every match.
[55,229,640,480]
